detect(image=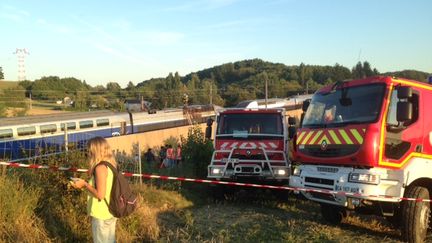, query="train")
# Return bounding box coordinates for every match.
[235,94,312,109]
[0,106,215,161]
